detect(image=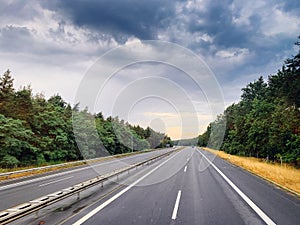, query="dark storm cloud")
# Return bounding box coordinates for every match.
[187,1,251,48]
[39,0,299,59]
[0,0,299,97]
[183,1,256,50]
[179,0,298,75]
[42,0,176,43]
